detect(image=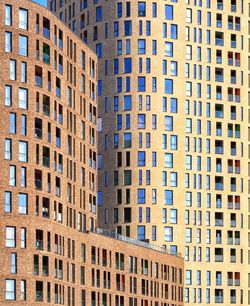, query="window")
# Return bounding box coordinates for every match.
[165,79,173,94]
[124,133,132,148]
[170,209,177,223]
[18,193,28,214]
[96,6,102,22]
[21,62,27,83]
[10,59,16,80]
[5,279,15,300]
[138,77,146,91]
[164,116,173,131]
[138,2,146,16]
[124,58,132,73]
[165,42,173,57]
[124,95,131,110]
[138,39,146,54]
[165,190,173,205]
[165,153,173,168]
[5,32,12,53]
[5,139,12,160]
[138,114,146,128]
[165,5,173,20]
[138,226,145,241]
[9,165,16,186]
[124,21,132,36]
[9,113,16,134]
[19,141,28,162]
[138,151,146,166]
[170,135,178,150]
[21,228,26,248]
[5,85,12,106]
[19,35,28,56]
[5,5,12,26]
[20,280,26,301]
[5,191,12,213]
[19,88,28,109]
[138,189,145,204]
[6,227,16,248]
[19,9,28,30]
[171,24,178,39]
[164,227,173,241]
